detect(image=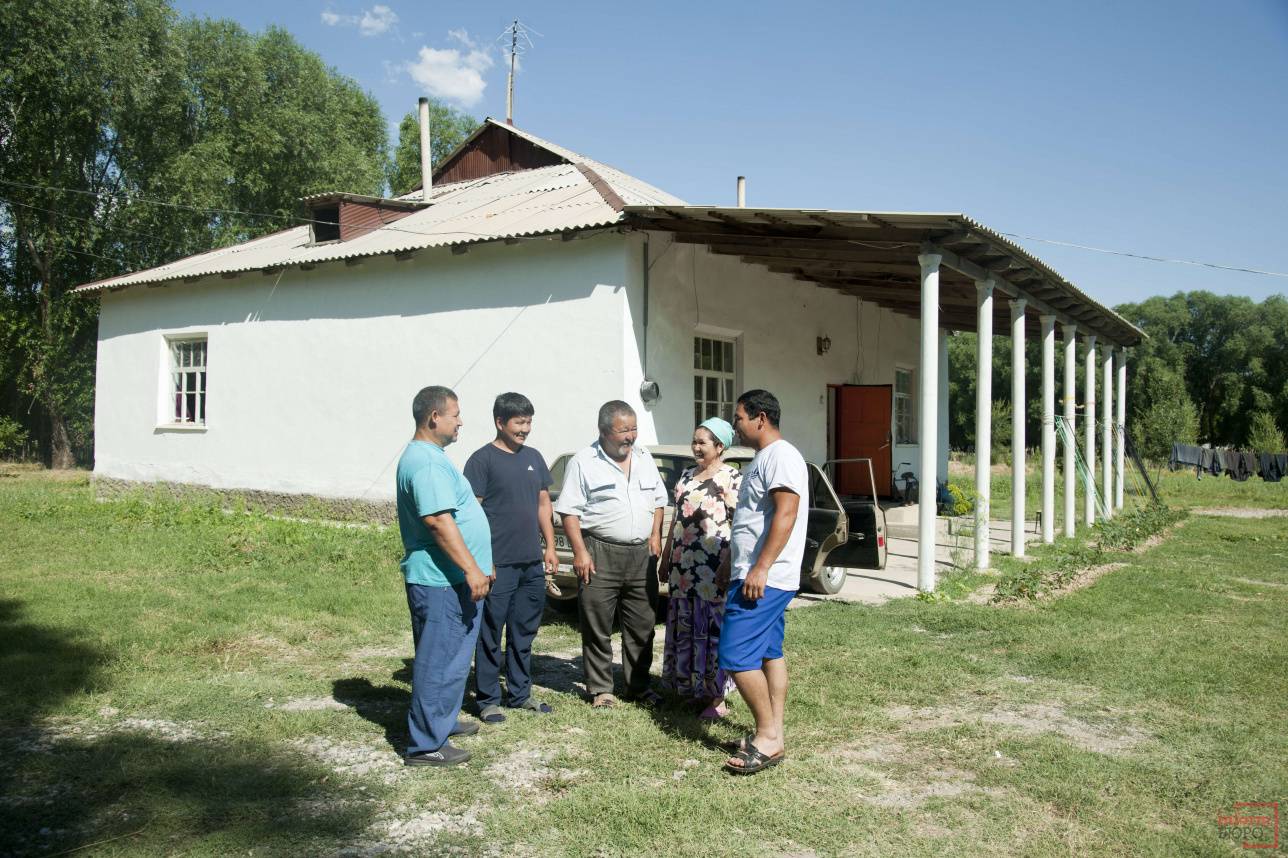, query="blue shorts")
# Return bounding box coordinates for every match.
[718,584,795,672]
